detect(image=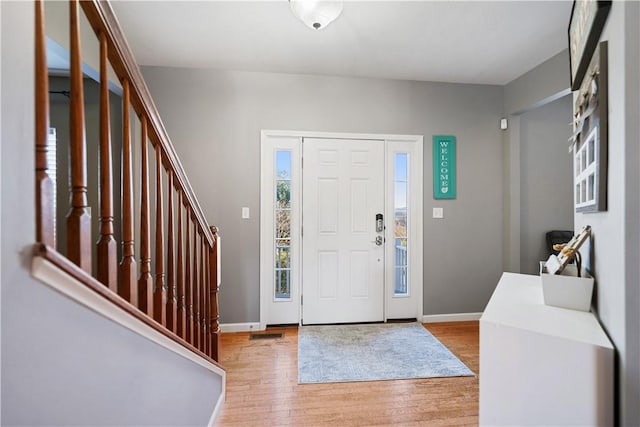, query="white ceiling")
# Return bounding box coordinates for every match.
[110,0,572,85]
